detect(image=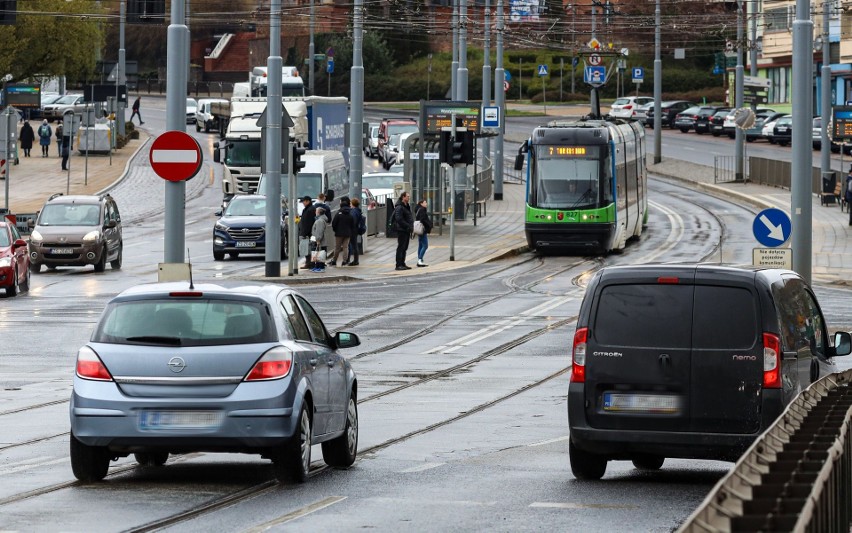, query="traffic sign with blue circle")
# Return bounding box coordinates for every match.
[584,66,606,86]
[538,64,549,76]
[752,208,791,247]
[327,59,334,74]
[632,67,644,80]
